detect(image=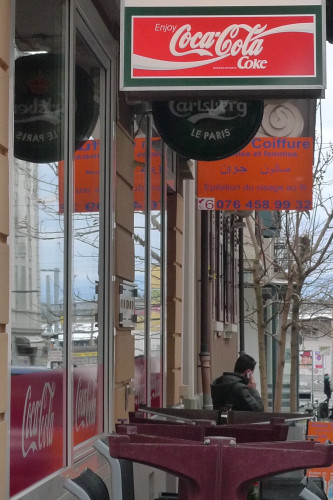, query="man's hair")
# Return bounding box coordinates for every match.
[234,354,256,374]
